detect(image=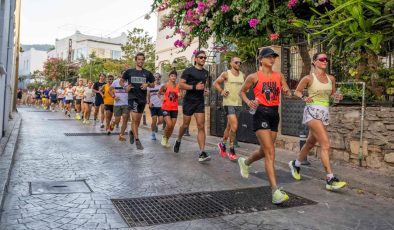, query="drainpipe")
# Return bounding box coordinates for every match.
[337,82,366,166]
